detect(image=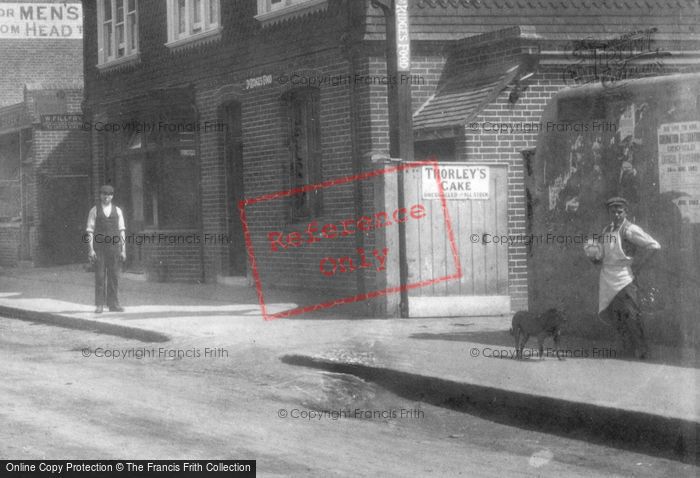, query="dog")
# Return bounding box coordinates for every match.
[510,308,566,360]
